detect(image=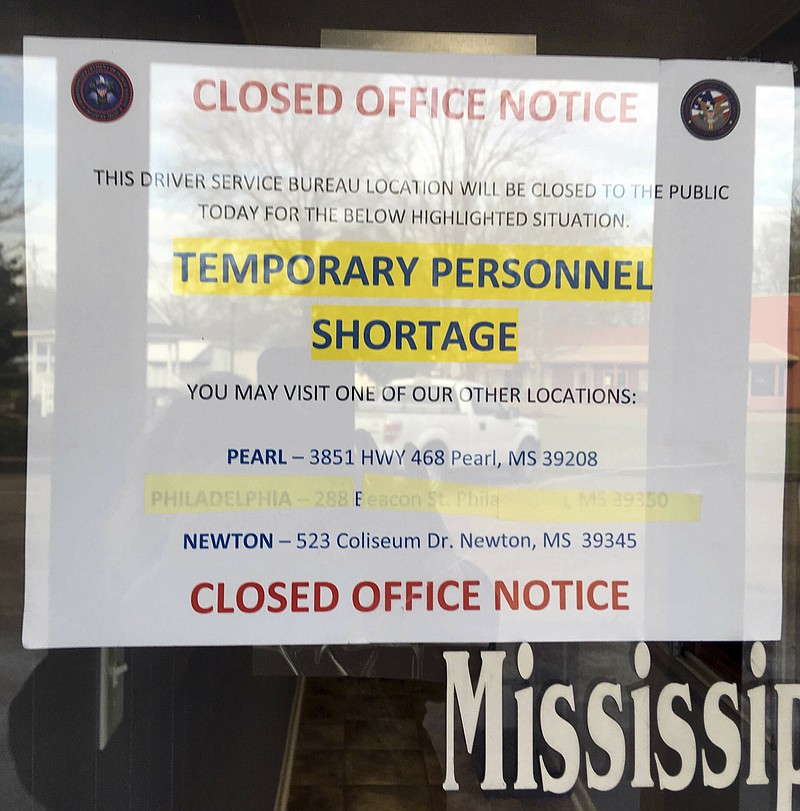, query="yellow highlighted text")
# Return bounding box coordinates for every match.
[173,238,653,302]
[311,304,518,362]
[144,474,353,514]
[359,475,700,522]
